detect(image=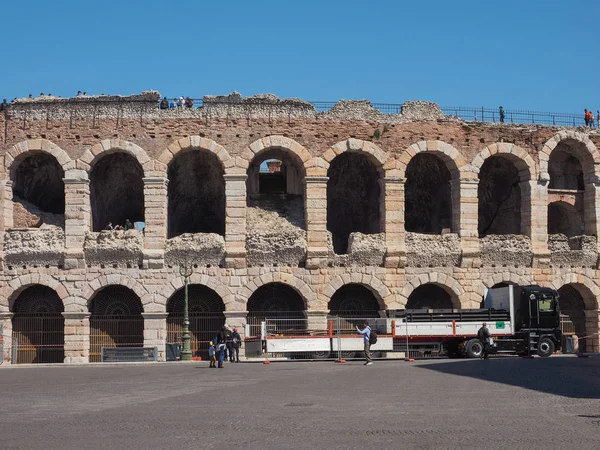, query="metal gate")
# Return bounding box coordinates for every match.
[89,315,144,362]
[166,314,225,360]
[12,313,65,364]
